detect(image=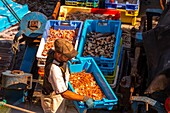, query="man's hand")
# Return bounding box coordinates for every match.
[83,96,94,108]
